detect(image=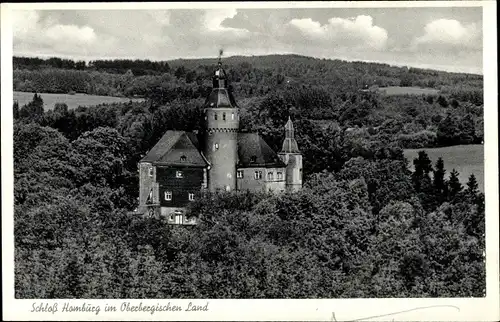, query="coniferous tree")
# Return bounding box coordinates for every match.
[433,157,448,205]
[412,151,432,192]
[466,174,479,199]
[448,169,463,202]
[19,93,45,120]
[13,100,20,119]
